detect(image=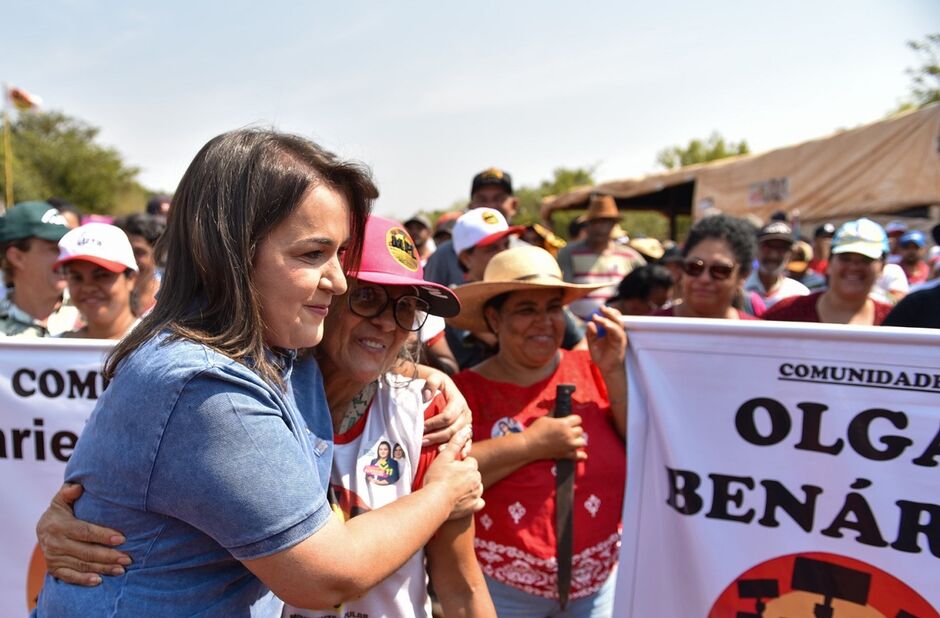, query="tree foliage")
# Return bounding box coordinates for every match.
[901,33,940,111]
[514,166,595,225]
[655,132,749,170]
[1,110,146,214]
